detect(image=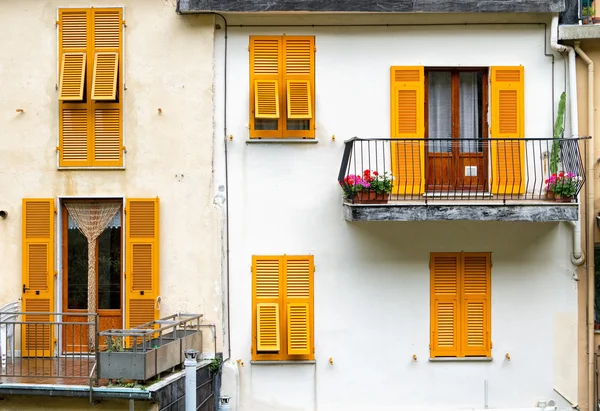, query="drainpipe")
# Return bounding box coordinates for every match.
[551,16,585,266]
[574,41,595,411]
